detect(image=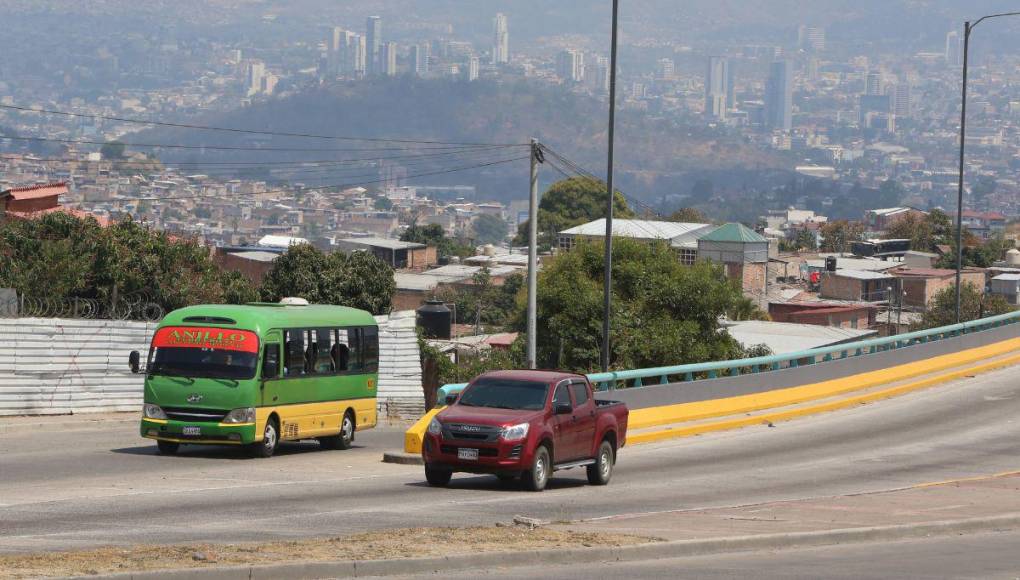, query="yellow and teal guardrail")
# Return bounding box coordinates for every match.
[404,311,1020,454]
